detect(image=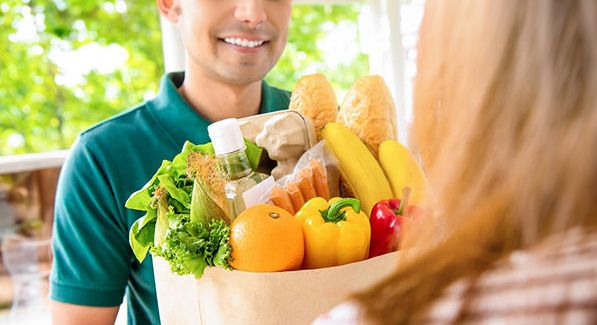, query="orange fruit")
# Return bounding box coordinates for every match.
[230,204,304,272]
